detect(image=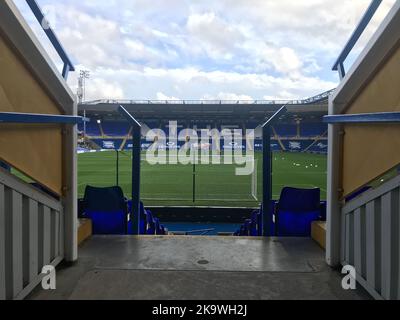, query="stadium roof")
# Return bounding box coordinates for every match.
[78,89,334,120]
